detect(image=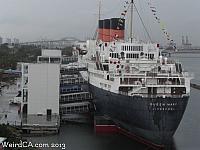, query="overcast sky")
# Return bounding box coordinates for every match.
[0,0,199,46]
